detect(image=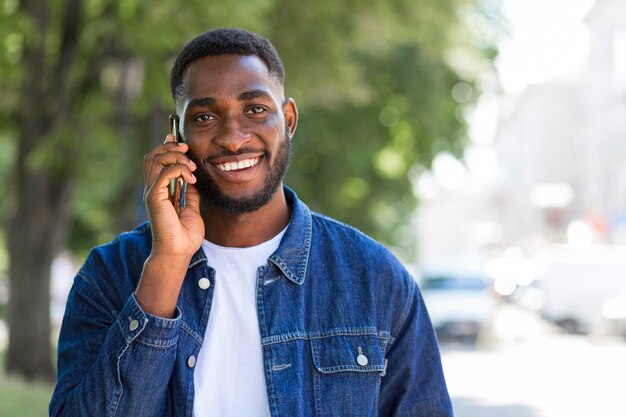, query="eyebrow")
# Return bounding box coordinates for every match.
[238,89,273,101]
[186,89,273,110]
[186,97,216,109]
